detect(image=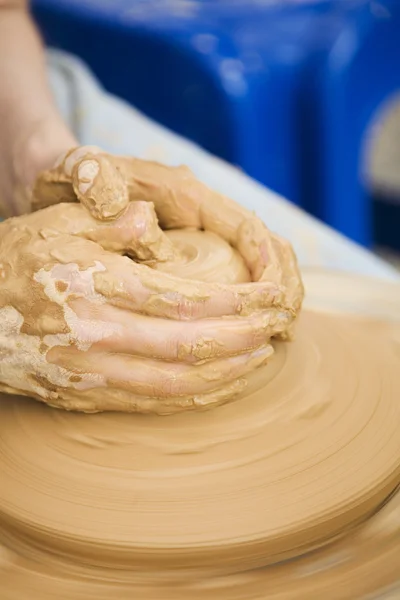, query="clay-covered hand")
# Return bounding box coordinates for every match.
[33,146,304,312]
[0,198,289,414]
